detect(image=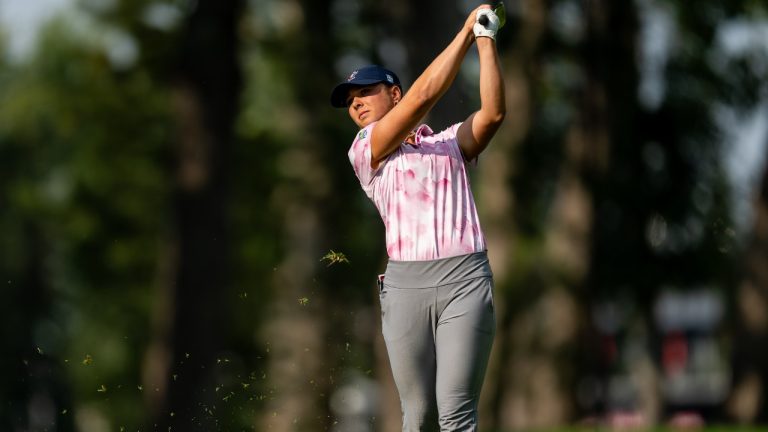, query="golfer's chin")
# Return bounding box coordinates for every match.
[354,113,381,129]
